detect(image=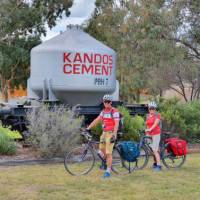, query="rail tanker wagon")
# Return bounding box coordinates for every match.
[28,25,119,106]
[0,26,147,133]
